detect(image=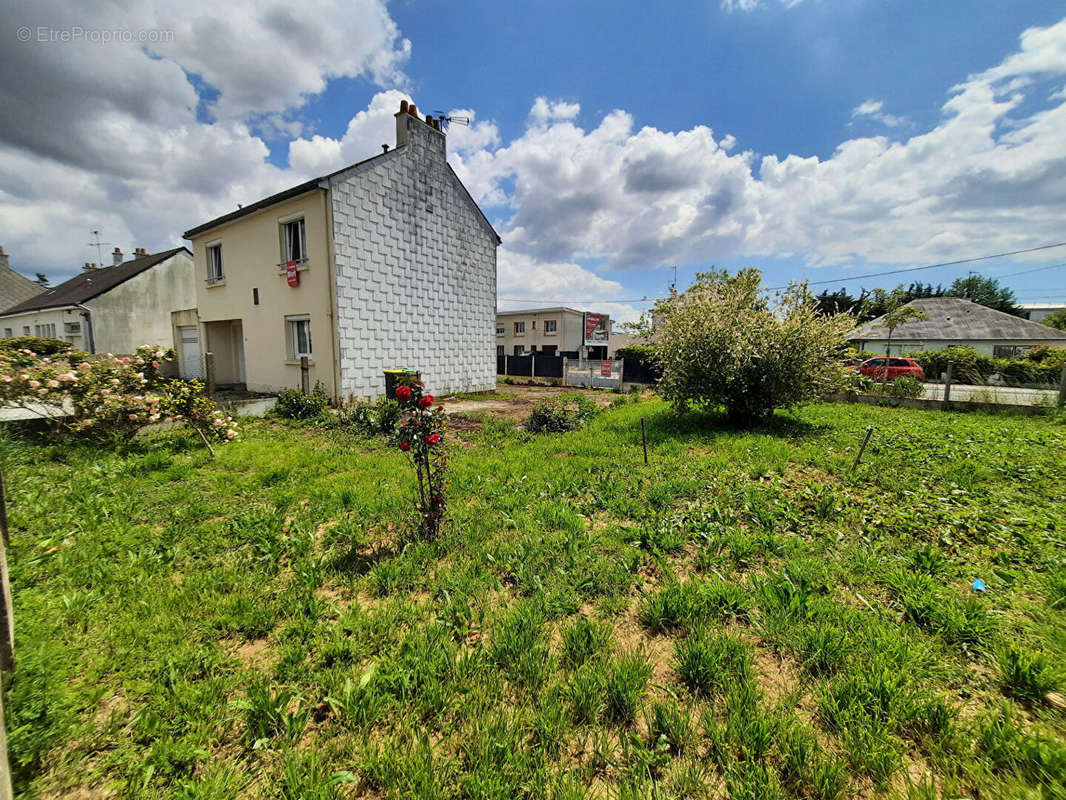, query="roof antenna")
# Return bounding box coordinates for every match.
[86,229,111,270]
[432,111,470,131]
